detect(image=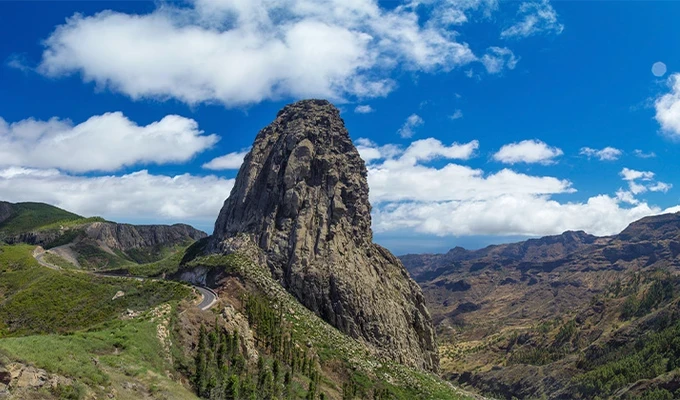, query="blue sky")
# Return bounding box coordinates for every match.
[1,0,680,254]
